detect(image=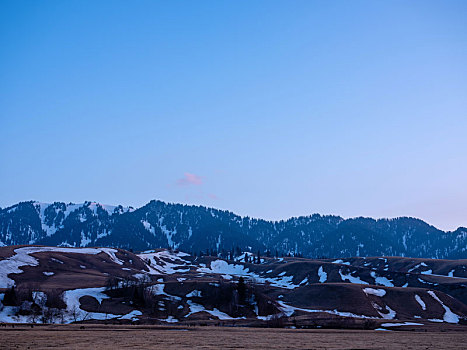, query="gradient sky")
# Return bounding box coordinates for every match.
[1,1,466,231]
